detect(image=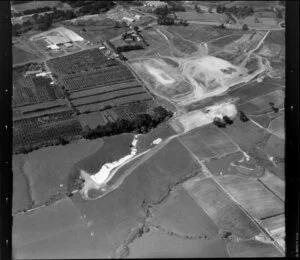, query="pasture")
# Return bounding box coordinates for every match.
[13,155,33,214]
[183,177,261,239]
[205,151,265,178]
[180,124,239,161]
[177,11,228,23]
[165,24,236,44]
[136,124,175,153]
[13,197,84,249]
[259,171,285,201]
[70,137,201,256]
[13,44,40,65]
[128,229,228,258]
[218,175,284,220]
[12,197,105,259]
[268,115,285,139]
[227,240,282,257]
[151,185,219,237]
[20,138,103,205]
[12,1,60,13]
